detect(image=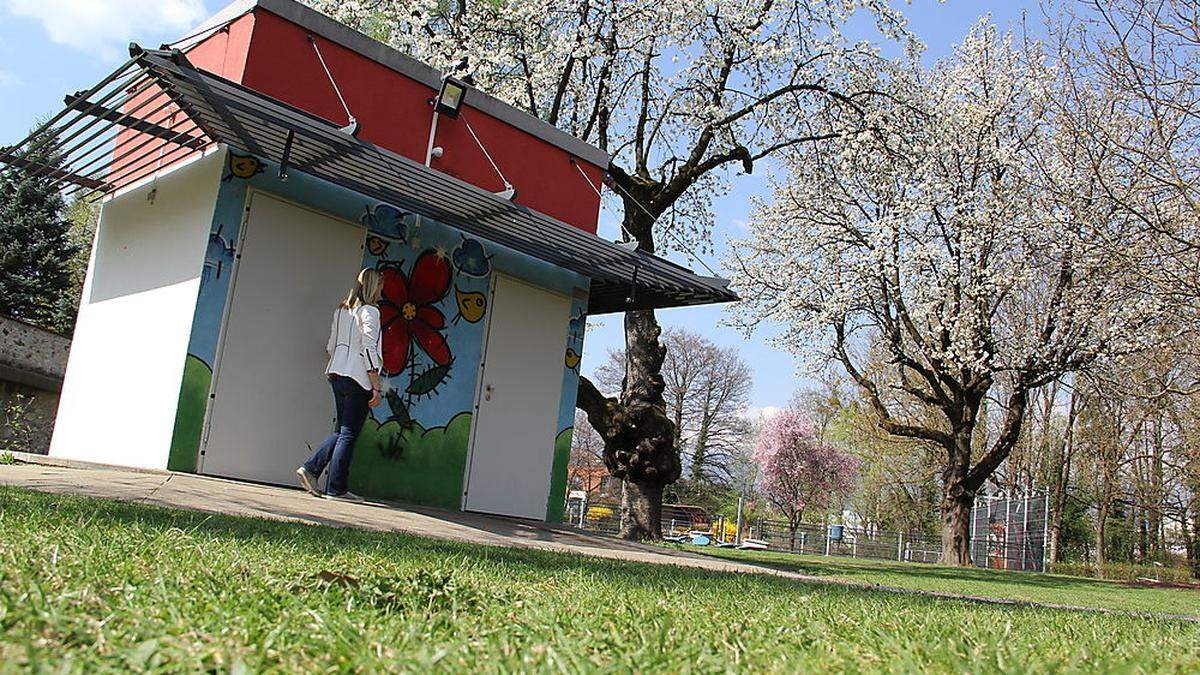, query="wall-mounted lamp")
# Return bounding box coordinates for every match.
[435,77,468,118]
[426,76,470,166]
